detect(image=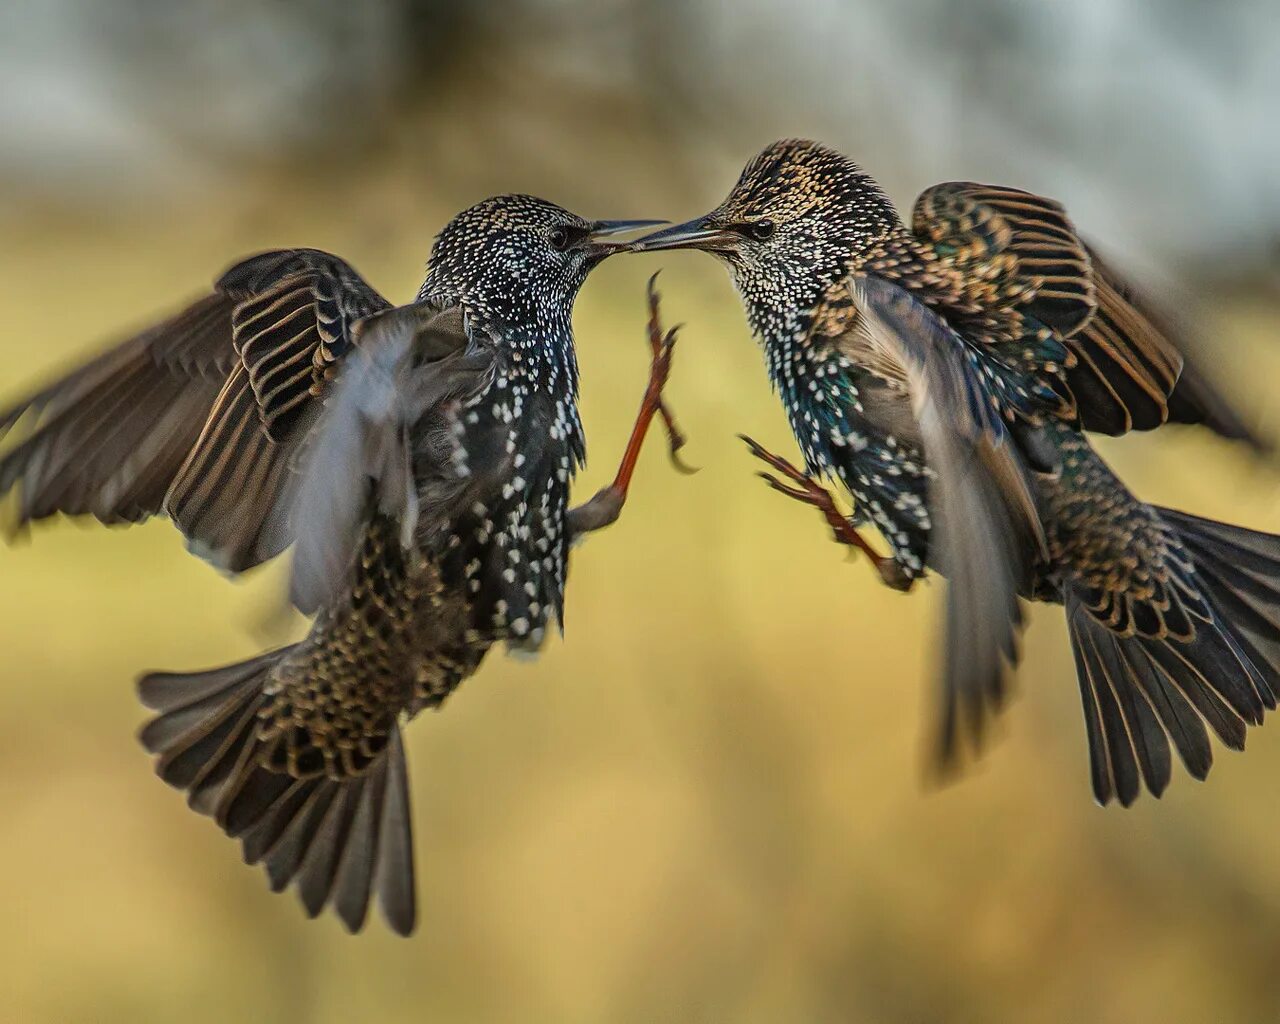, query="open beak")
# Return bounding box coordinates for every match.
[629,217,738,253]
